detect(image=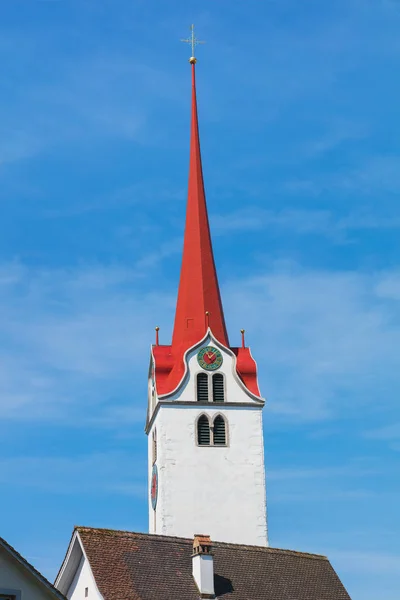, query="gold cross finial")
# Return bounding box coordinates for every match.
[181,24,205,64]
